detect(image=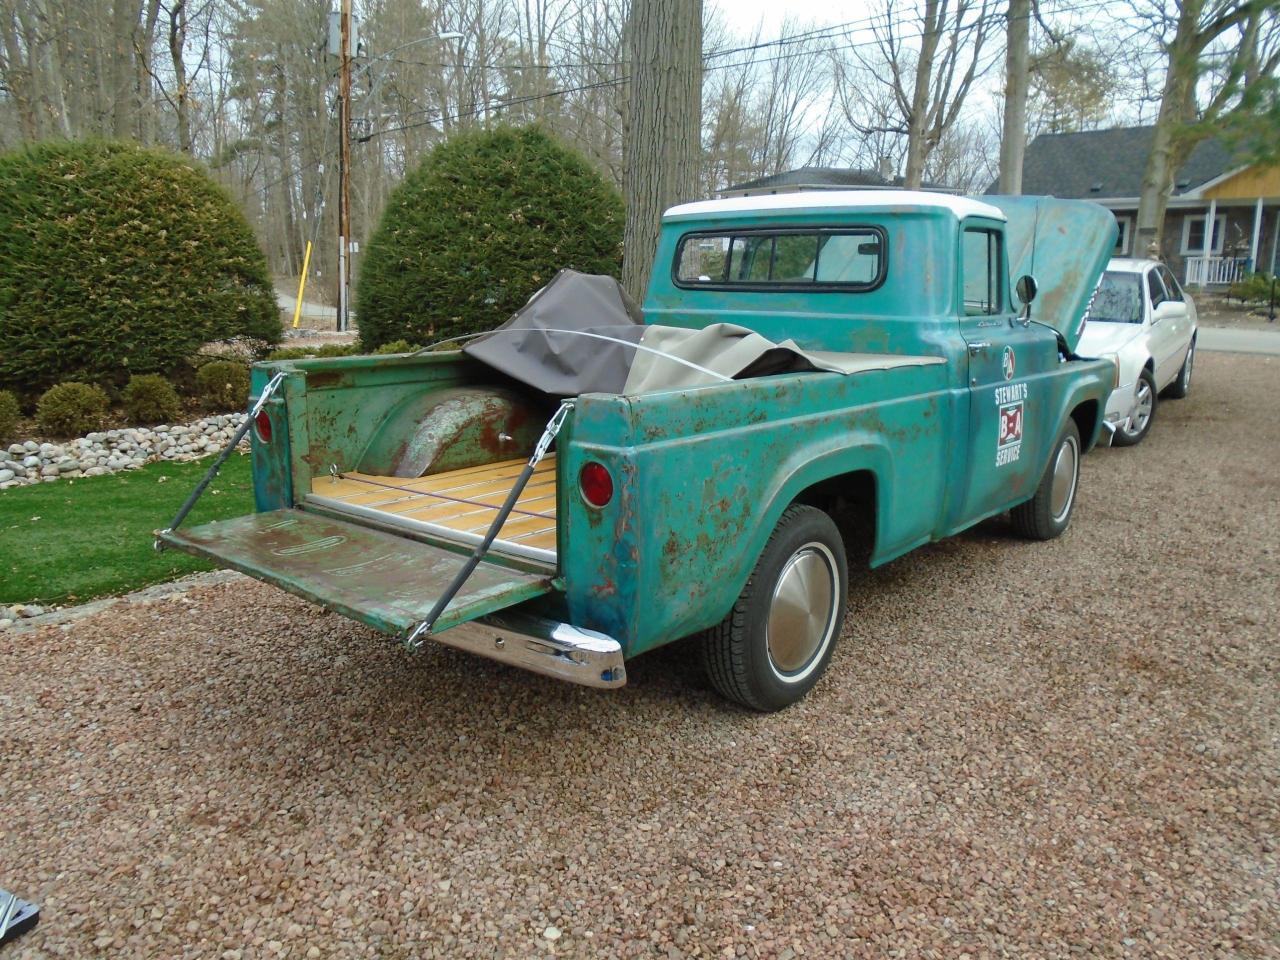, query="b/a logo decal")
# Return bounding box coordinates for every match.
[994,382,1028,466]
[1001,345,1016,381]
